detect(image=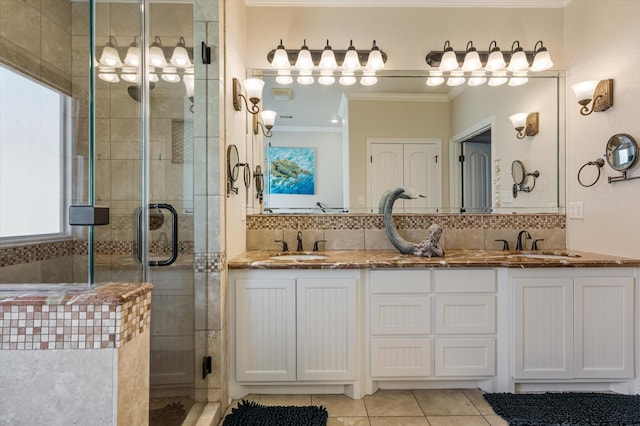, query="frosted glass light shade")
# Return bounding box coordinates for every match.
[183,74,195,98]
[243,78,265,101]
[271,41,290,69]
[488,71,508,86]
[99,45,122,68]
[275,70,293,85]
[339,71,356,86]
[572,80,598,102]
[467,71,487,86]
[319,48,337,70]
[531,49,553,71]
[342,46,361,71]
[360,70,377,86]
[509,71,528,86]
[366,48,384,71]
[439,49,458,72]
[149,45,167,68]
[170,45,191,68]
[461,50,482,72]
[507,50,529,72]
[124,45,140,67]
[426,70,444,86]
[297,70,314,85]
[161,67,180,83]
[318,70,335,86]
[121,68,139,83]
[295,47,314,70]
[446,71,465,87]
[260,110,277,128]
[485,50,506,72]
[98,69,119,83]
[509,113,527,130]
